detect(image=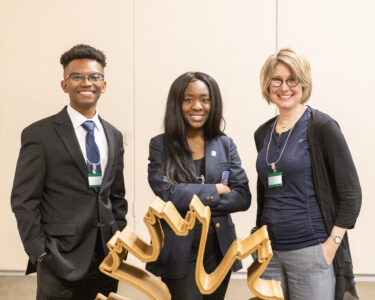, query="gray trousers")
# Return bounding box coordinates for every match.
[261,244,335,300]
